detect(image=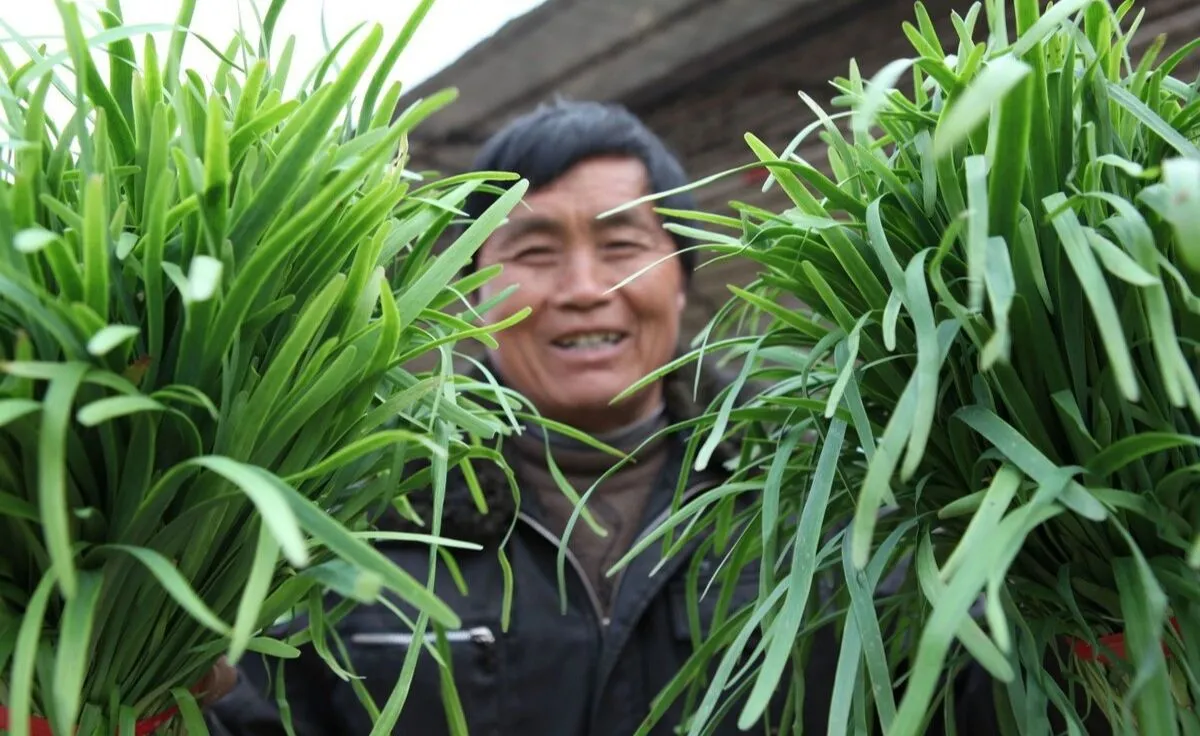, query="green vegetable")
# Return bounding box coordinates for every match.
[610,1,1200,733]
[0,1,528,733]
